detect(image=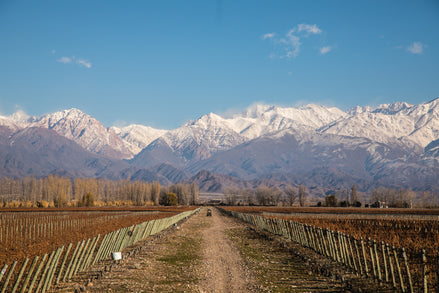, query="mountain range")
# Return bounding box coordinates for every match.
[1,97,439,196]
